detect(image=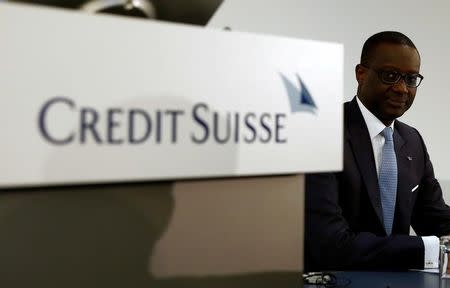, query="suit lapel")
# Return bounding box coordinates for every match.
[346,98,384,225]
[393,124,411,233]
